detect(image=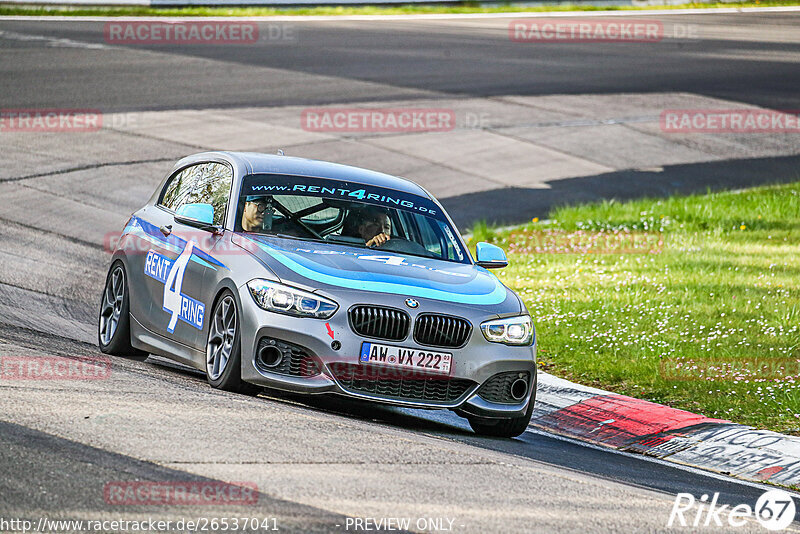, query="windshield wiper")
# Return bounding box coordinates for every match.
[325,235,365,246]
